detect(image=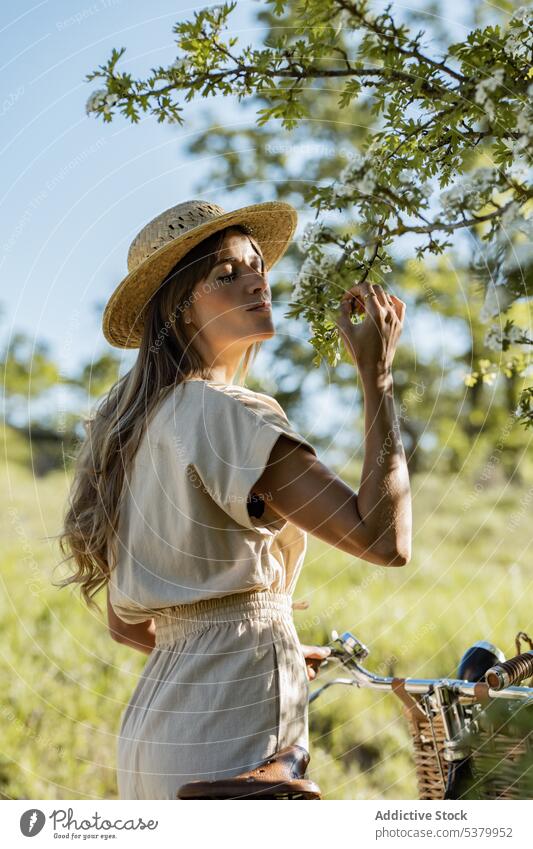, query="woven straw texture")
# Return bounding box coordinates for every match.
[102,199,298,348]
[400,697,533,800]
